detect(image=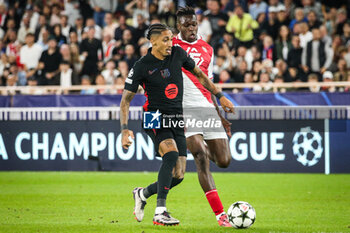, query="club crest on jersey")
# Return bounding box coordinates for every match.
[160,69,171,78]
